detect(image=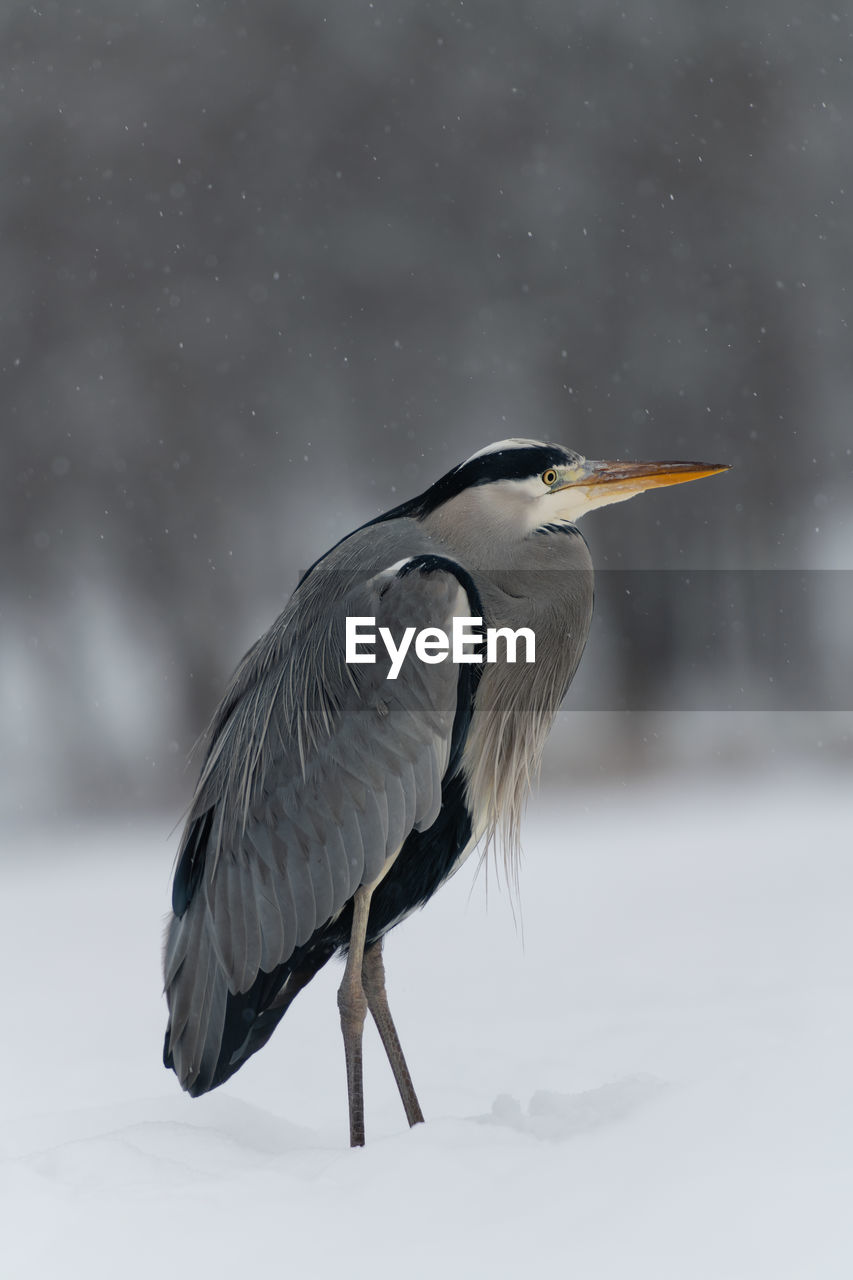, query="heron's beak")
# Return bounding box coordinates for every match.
[557,457,730,499]
[549,456,730,522]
